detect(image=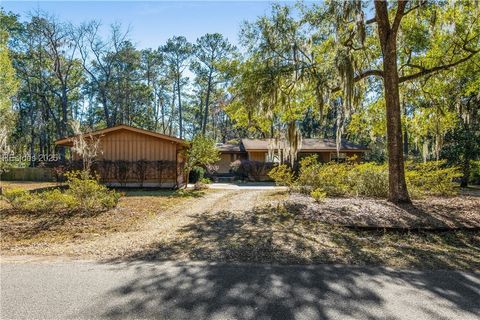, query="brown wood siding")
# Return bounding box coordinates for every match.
[217,153,234,173]
[248,151,266,162]
[97,129,178,162]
